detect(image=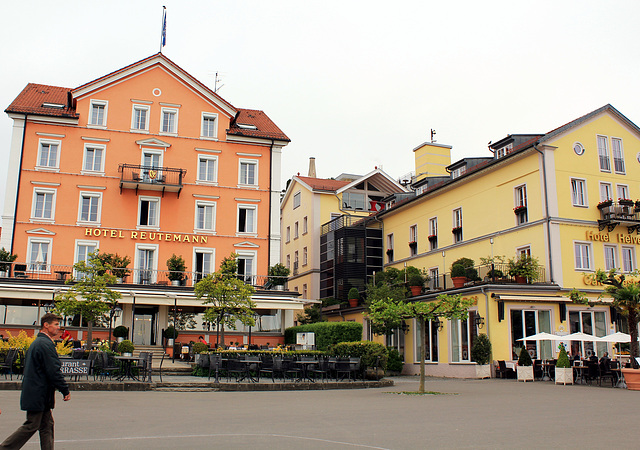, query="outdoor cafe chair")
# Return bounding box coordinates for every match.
[87,352,101,381]
[599,360,616,387]
[586,362,599,384]
[310,357,331,382]
[282,358,301,381]
[349,357,363,381]
[226,359,244,382]
[0,349,18,380]
[99,352,120,381]
[335,359,354,382]
[495,360,515,379]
